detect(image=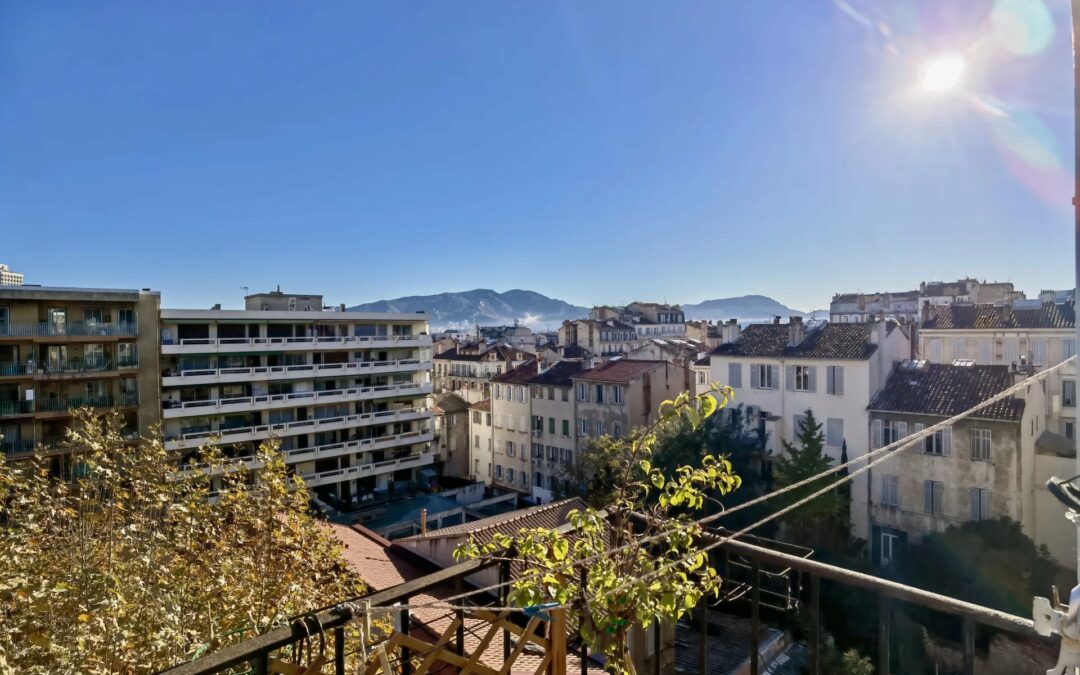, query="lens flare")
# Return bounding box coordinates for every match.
[919,55,966,93]
[991,0,1055,56]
